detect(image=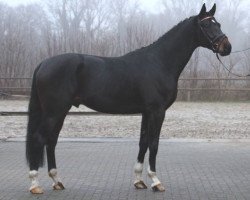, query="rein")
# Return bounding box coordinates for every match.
[231,47,250,54]
[216,53,250,78]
